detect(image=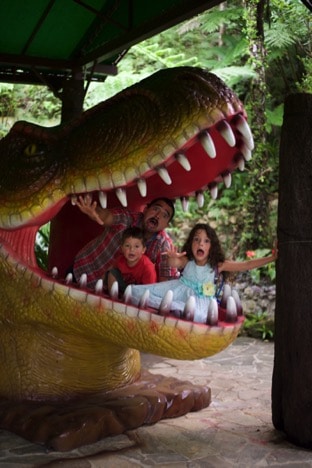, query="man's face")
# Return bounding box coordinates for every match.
[143,200,173,234]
